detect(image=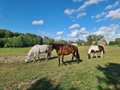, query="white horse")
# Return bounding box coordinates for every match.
[87,45,105,59]
[25,45,51,63]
